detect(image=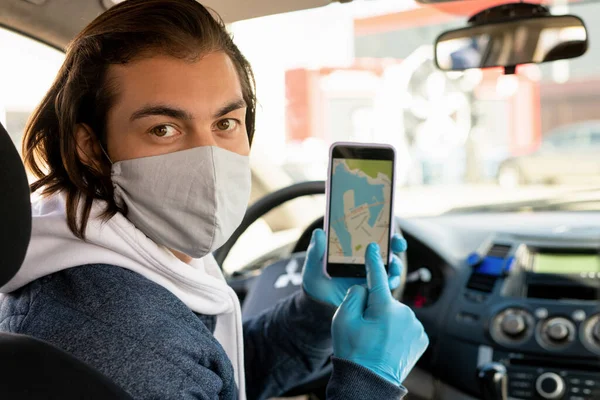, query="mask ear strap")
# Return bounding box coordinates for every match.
[99,144,114,165]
